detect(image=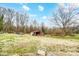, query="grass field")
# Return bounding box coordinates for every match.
[45,34,79,41]
[0,33,79,56]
